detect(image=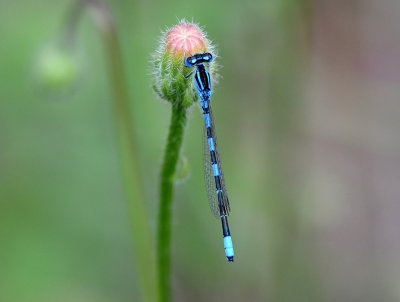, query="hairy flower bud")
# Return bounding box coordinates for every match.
[152,20,217,108]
